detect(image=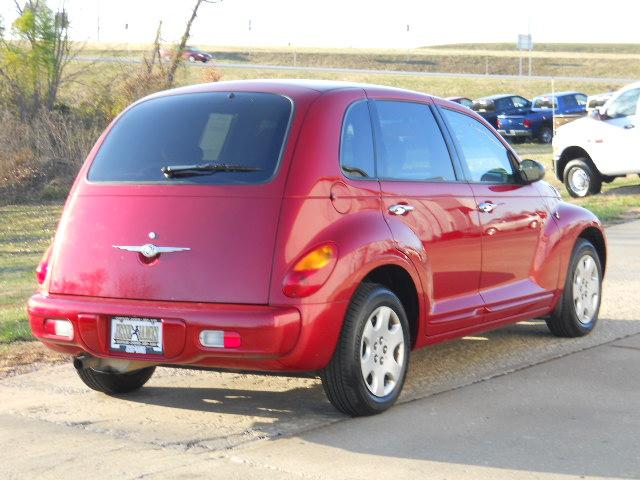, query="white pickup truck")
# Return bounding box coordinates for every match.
[553,81,640,197]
